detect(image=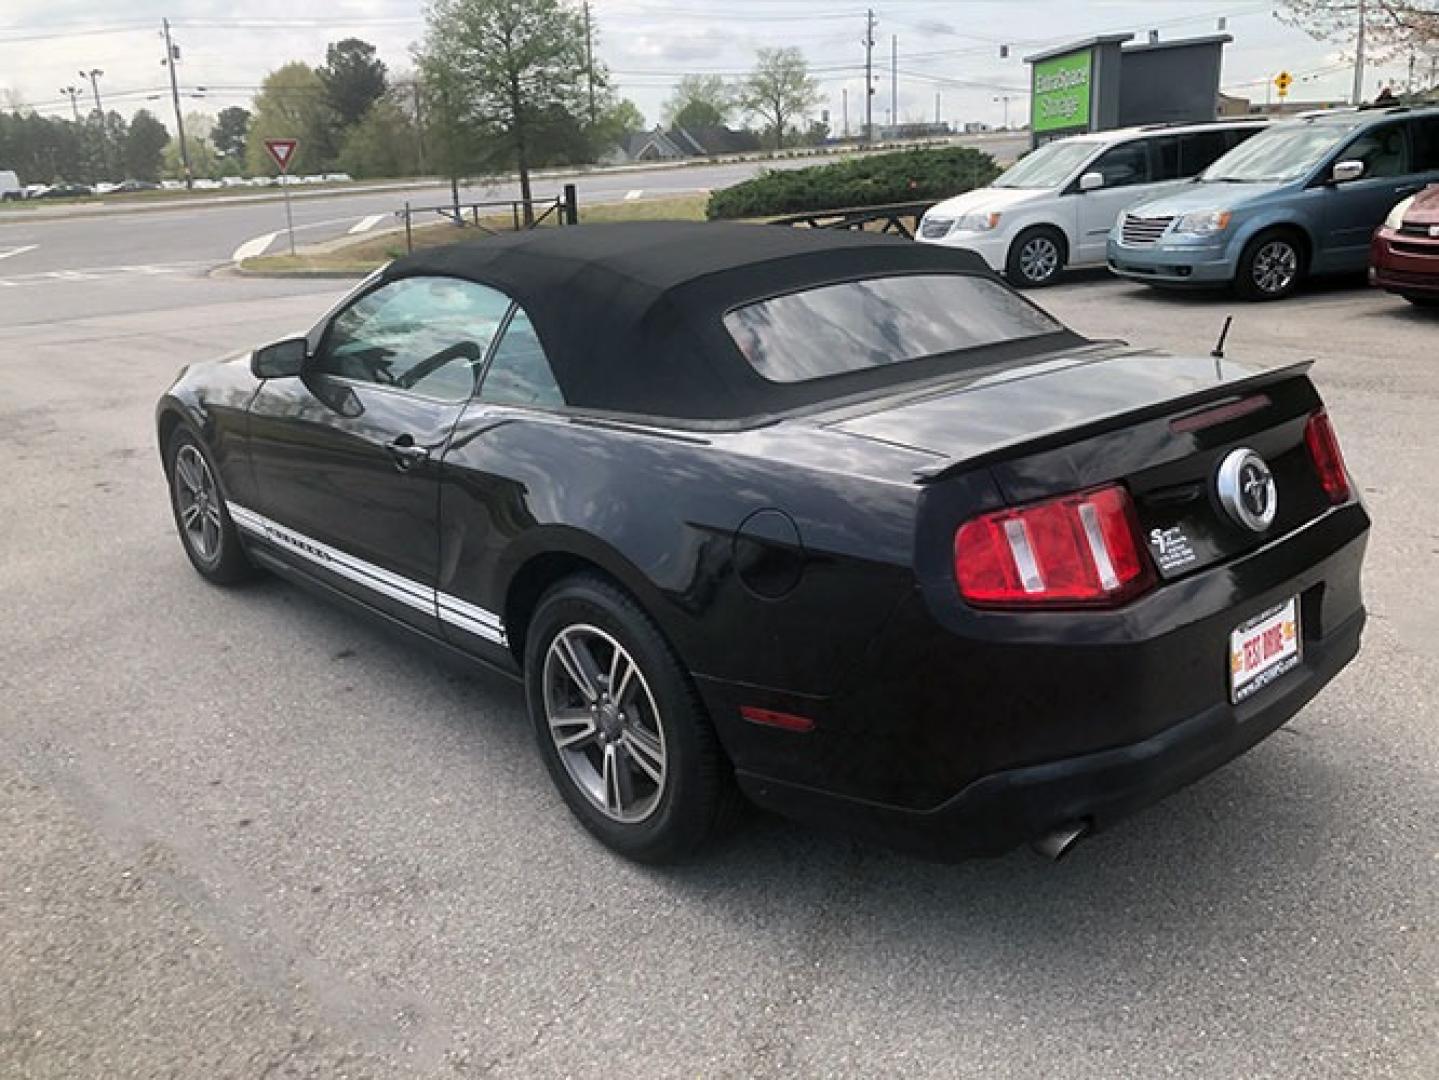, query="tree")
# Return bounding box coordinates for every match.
[213,107,251,168]
[123,109,169,181]
[739,47,821,150]
[421,0,593,222]
[321,38,389,129]
[245,63,335,174]
[338,95,420,178]
[1276,1,1439,100]
[588,98,644,156]
[663,74,733,128]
